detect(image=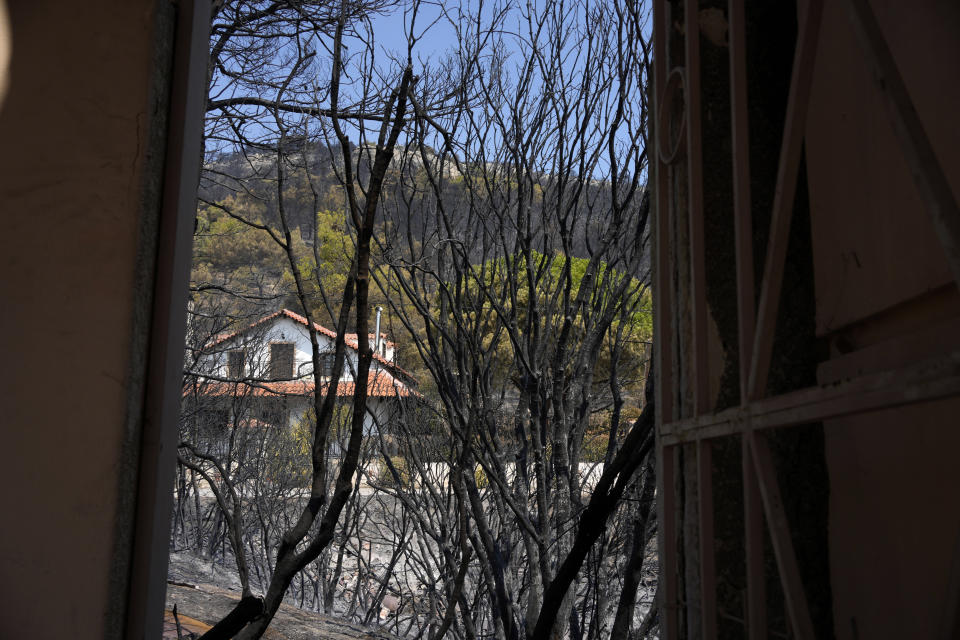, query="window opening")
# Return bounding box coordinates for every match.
[321,351,336,377]
[227,349,245,379]
[270,343,294,380]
